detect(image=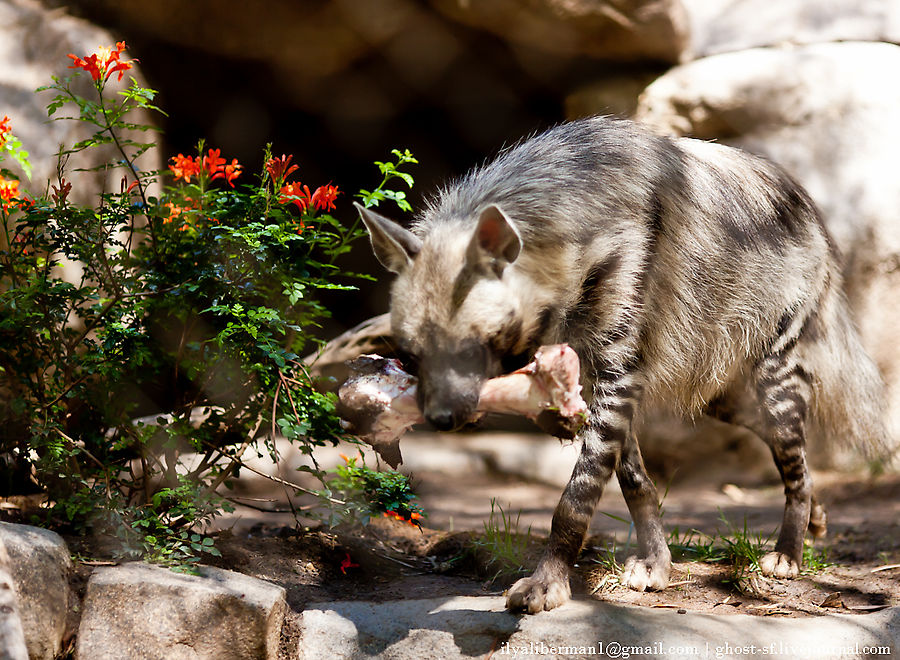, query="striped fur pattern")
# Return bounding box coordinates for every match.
[356,116,892,613]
